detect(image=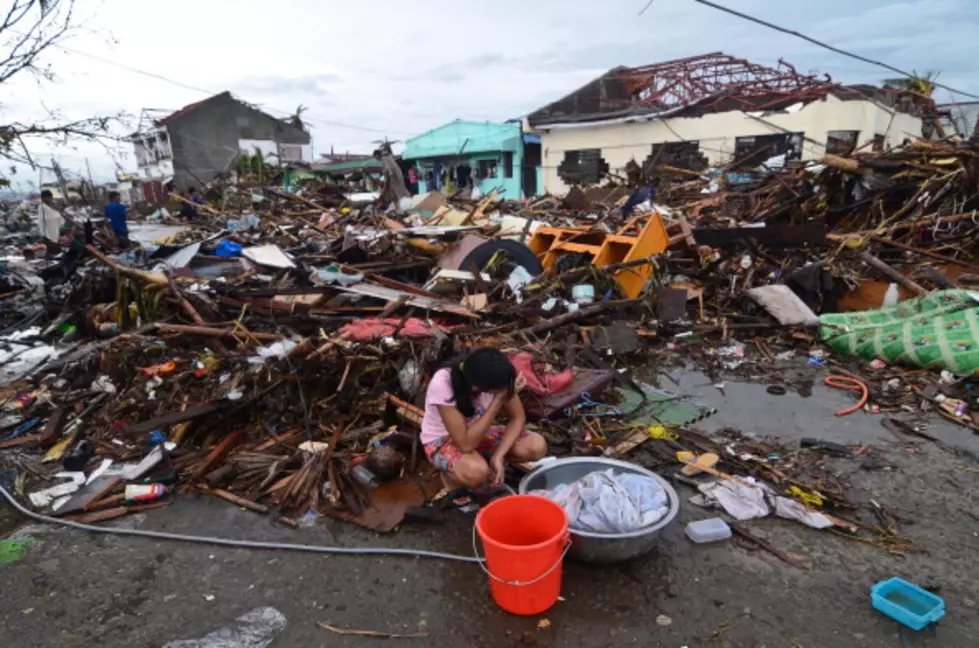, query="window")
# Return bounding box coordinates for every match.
[477,158,498,179]
[826,130,859,155]
[503,152,513,178]
[872,134,885,152]
[645,141,708,172]
[279,144,303,162]
[732,133,803,168]
[557,149,609,185]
